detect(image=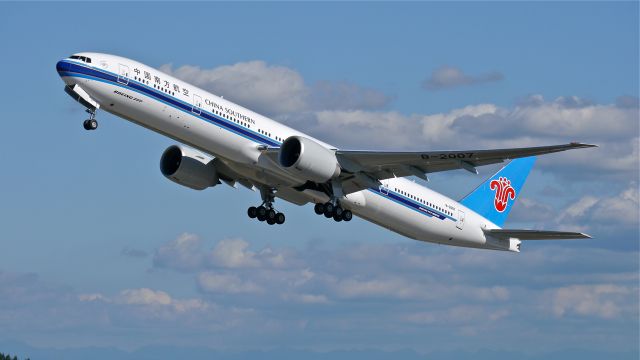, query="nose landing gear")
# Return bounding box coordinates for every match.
[82,109,98,131]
